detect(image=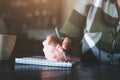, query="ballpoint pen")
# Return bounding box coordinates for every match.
[54,27,67,61]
